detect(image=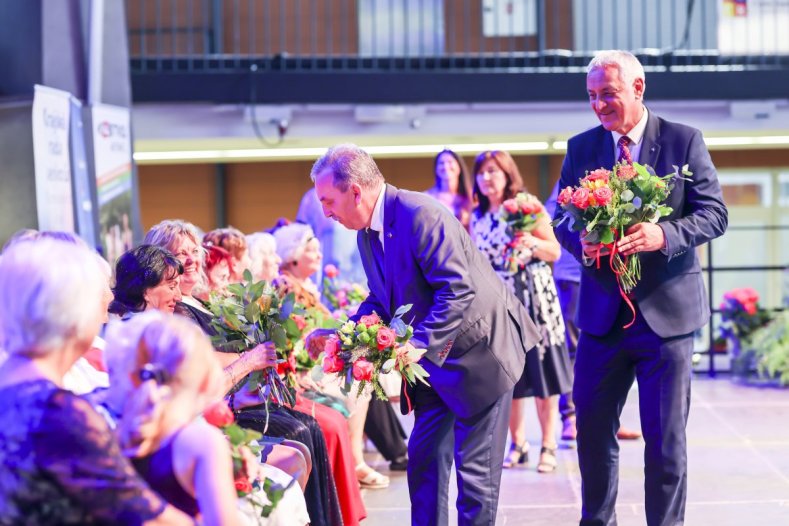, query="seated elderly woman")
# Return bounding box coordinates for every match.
[109,244,184,316]
[0,237,192,525]
[246,232,281,283]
